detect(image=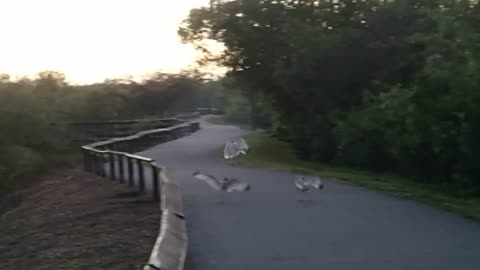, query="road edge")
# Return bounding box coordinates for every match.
[144,167,188,270]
